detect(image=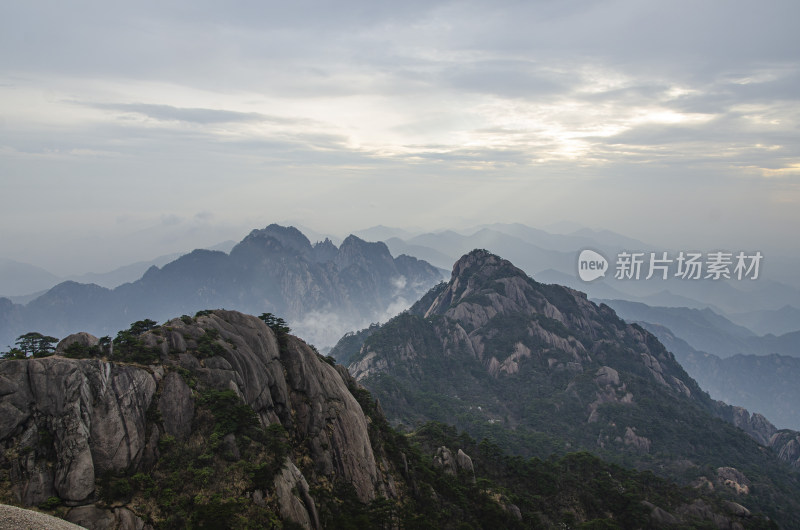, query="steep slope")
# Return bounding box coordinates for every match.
[602,299,800,359]
[728,305,800,337]
[598,300,756,358]
[639,321,800,431]
[0,225,445,349]
[341,250,800,527]
[0,310,764,529]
